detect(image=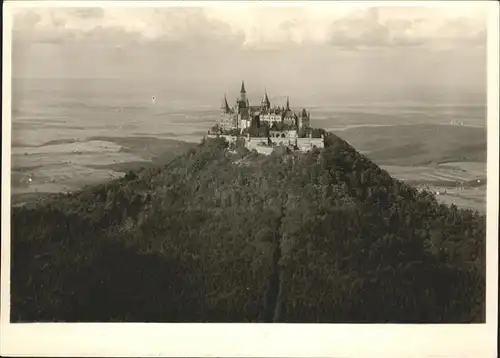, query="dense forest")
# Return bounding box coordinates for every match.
[11,131,486,322]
